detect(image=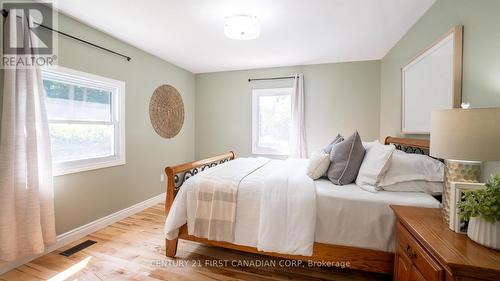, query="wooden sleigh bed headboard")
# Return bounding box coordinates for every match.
[164,136,431,215]
[384,136,429,154]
